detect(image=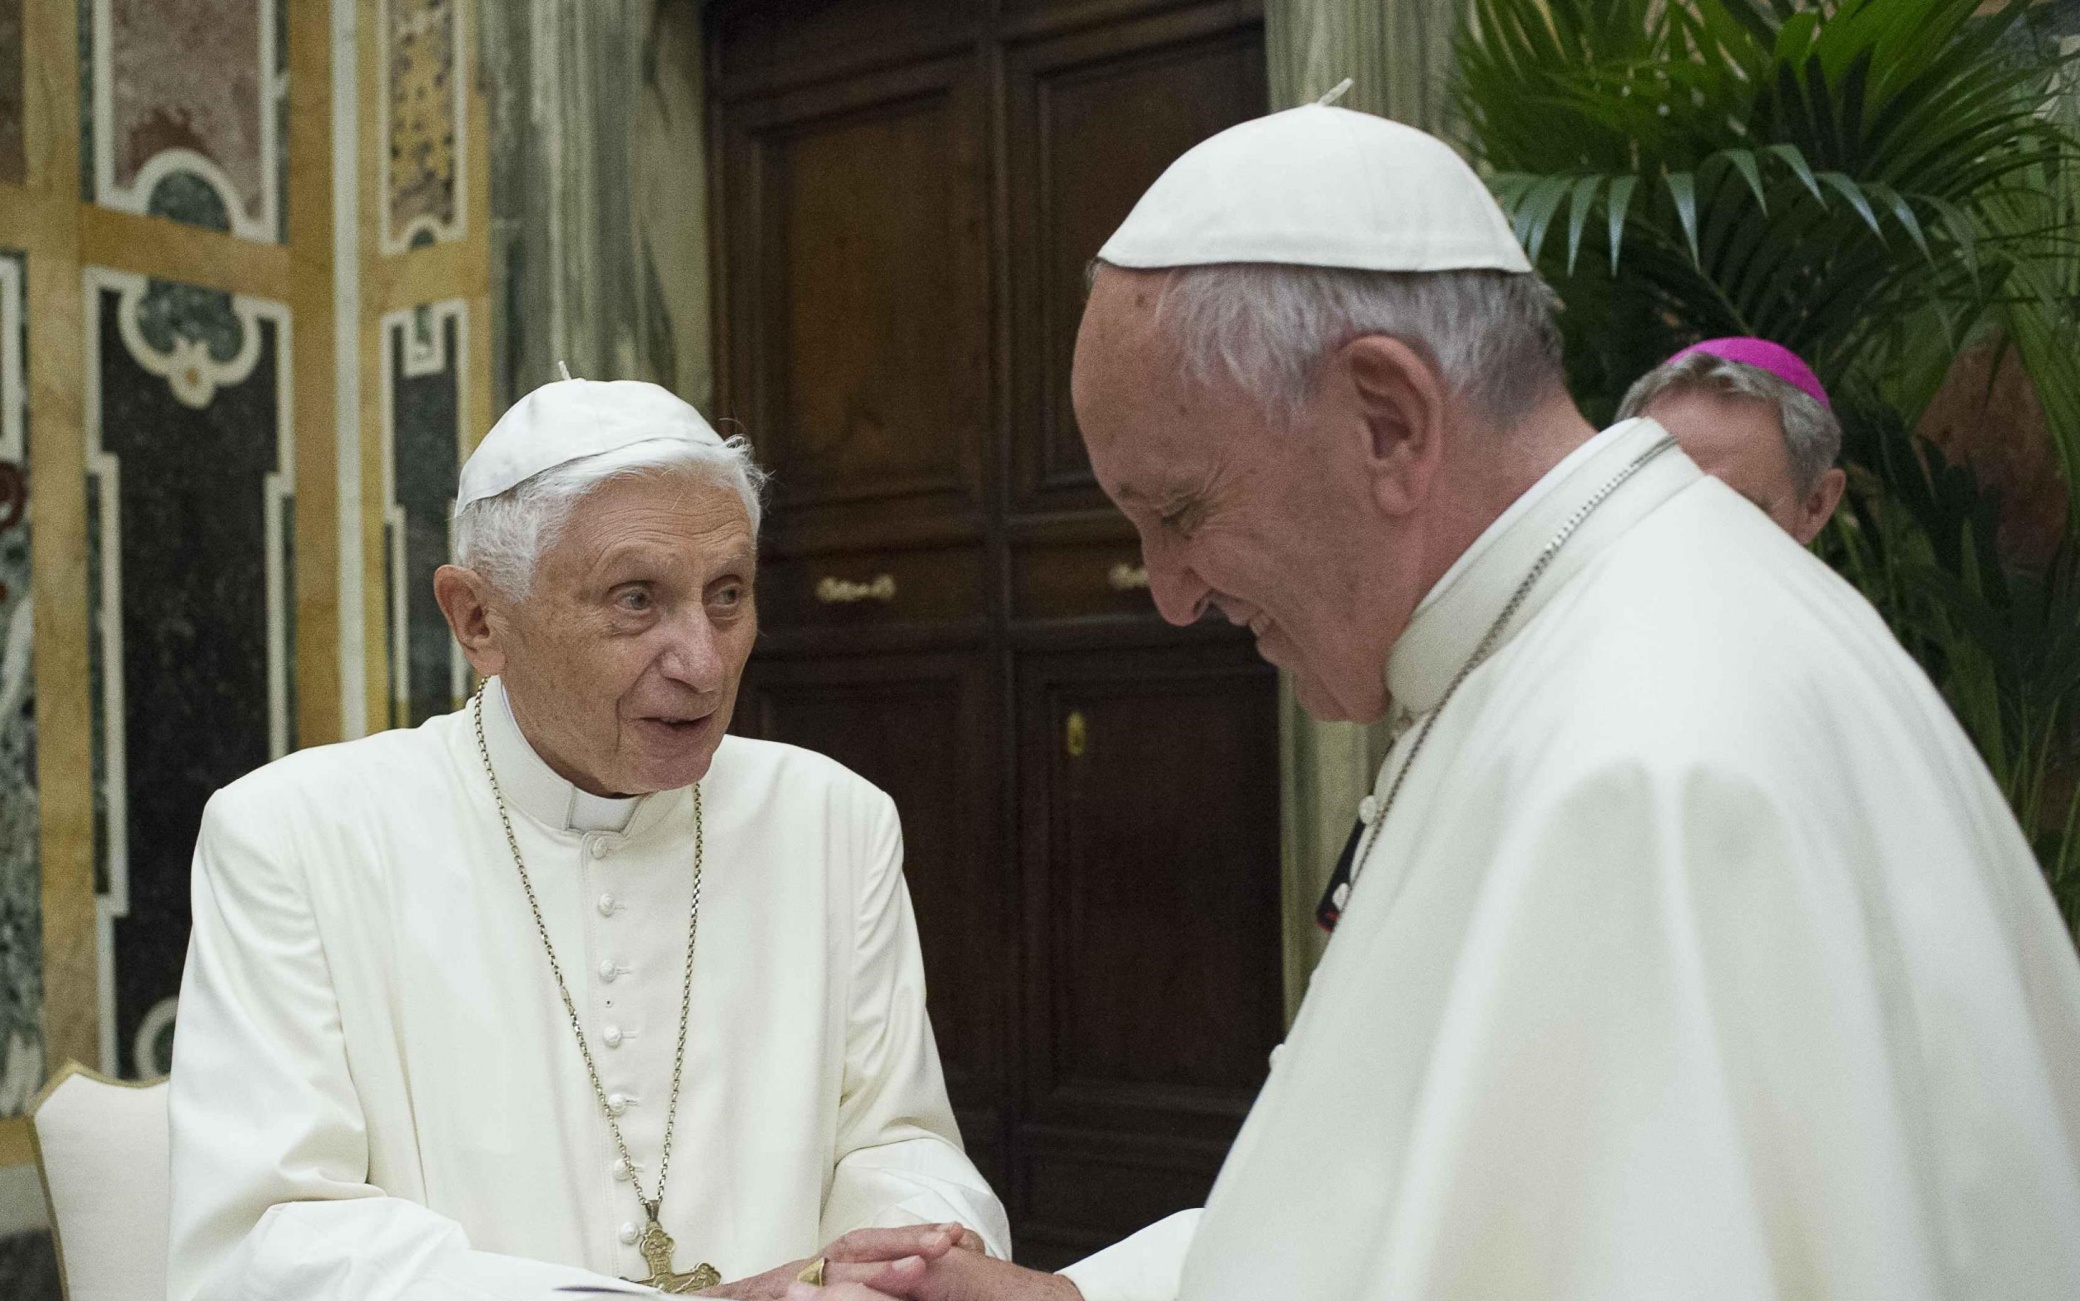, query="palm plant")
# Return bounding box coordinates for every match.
[1457,0,2080,933]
